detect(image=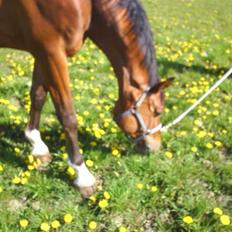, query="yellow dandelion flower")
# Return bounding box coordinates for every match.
[51,220,61,229]
[112,149,120,156]
[98,199,108,209]
[213,207,223,215]
[104,191,111,200]
[212,110,219,116]
[194,120,201,126]
[64,213,73,223]
[191,147,198,152]
[197,131,207,138]
[67,167,76,177]
[86,160,94,167]
[20,178,28,185]
[12,176,21,184]
[83,111,89,116]
[62,153,68,160]
[28,155,34,164]
[40,222,50,231]
[89,195,97,203]
[165,151,173,159]
[136,183,144,190]
[0,186,3,192]
[215,141,223,147]
[27,165,35,170]
[220,215,230,225]
[183,216,193,224]
[89,221,97,230]
[206,143,213,149]
[150,186,158,192]
[14,147,20,154]
[208,132,214,137]
[0,164,4,172]
[23,171,31,177]
[118,226,127,232]
[19,219,29,228]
